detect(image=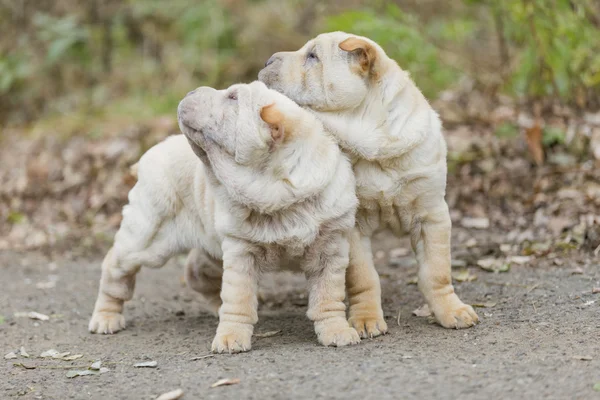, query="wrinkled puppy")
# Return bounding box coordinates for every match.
[258,32,479,330]
[88,81,360,352]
